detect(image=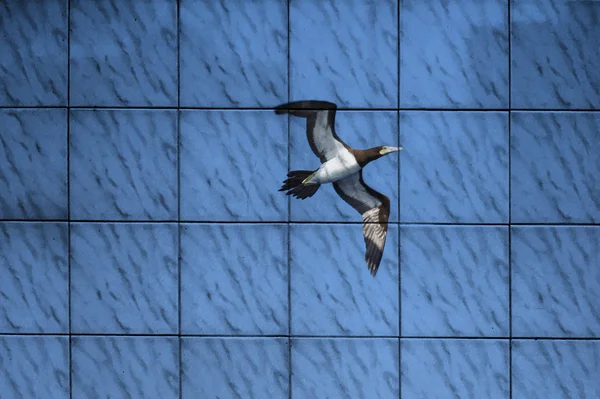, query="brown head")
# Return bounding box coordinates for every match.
[352,145,402,167]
